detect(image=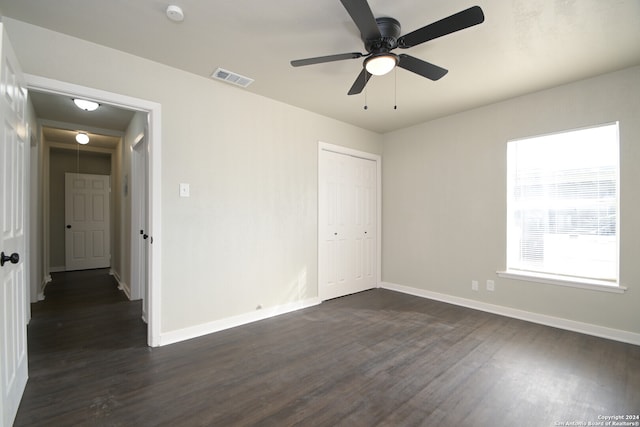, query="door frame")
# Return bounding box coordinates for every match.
[25,74,163,347]
[318,141,382,300]
[131,133,148,319]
